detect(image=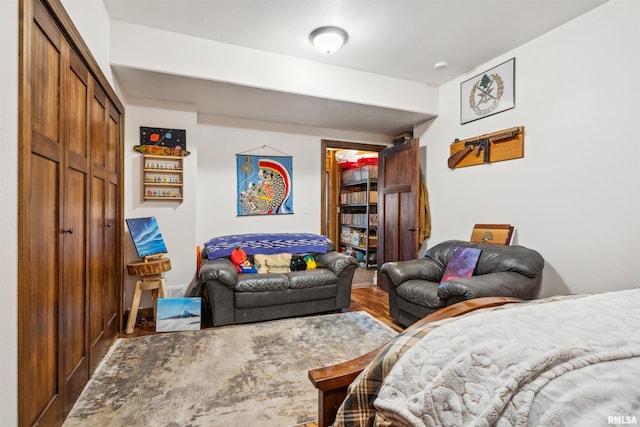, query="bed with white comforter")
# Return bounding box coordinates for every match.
[334,289,640,426]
